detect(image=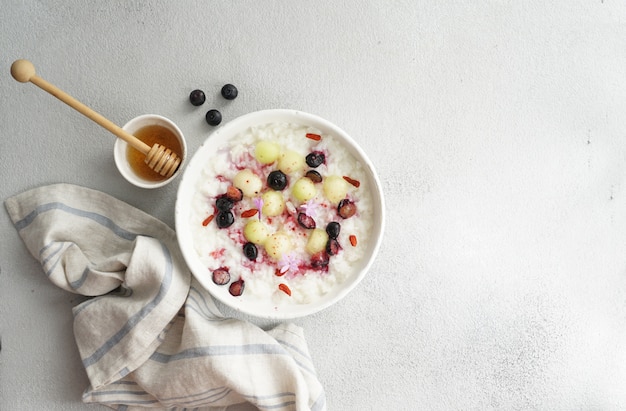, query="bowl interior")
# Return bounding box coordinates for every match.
[175,109,384,319]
